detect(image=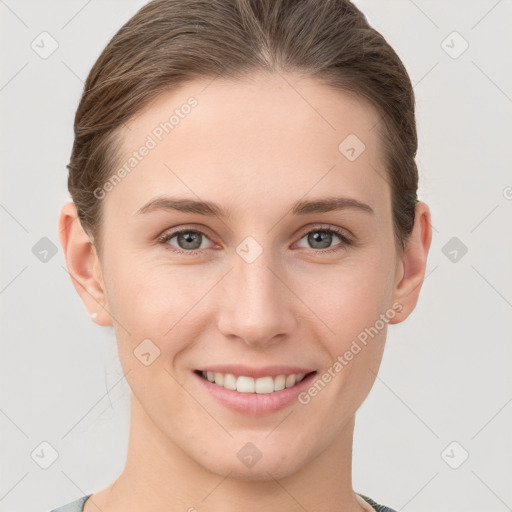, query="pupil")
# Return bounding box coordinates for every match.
[309,231,331,249]
[179,231,201,249]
